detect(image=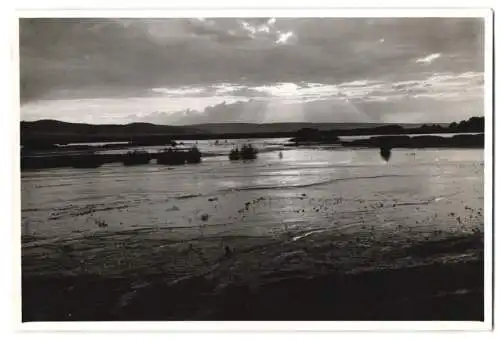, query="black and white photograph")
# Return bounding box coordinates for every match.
[17,10,491,326]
